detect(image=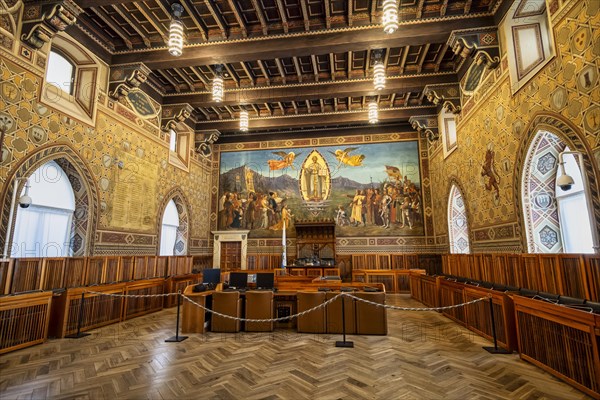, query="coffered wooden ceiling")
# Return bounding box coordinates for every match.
[70,0,505,135]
